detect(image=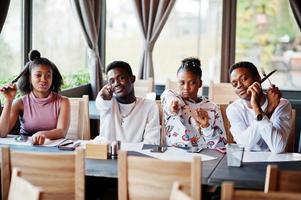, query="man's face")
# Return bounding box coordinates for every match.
[107,67,135,98]
[230,67,259,101]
